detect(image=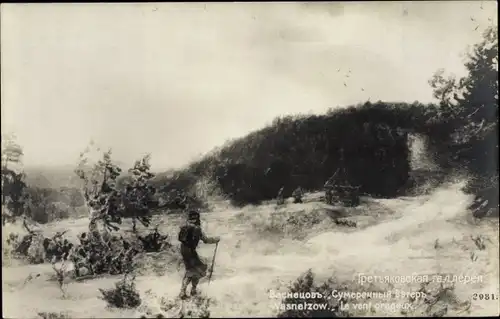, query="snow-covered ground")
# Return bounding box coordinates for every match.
[2,180,499,318]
